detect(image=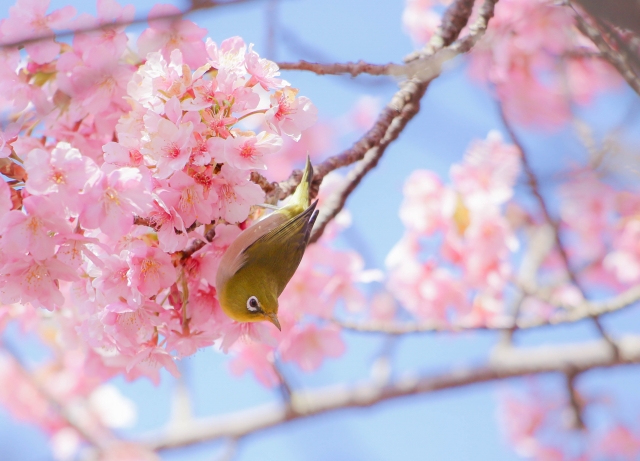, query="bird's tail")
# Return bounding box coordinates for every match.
[290,155,313,212]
